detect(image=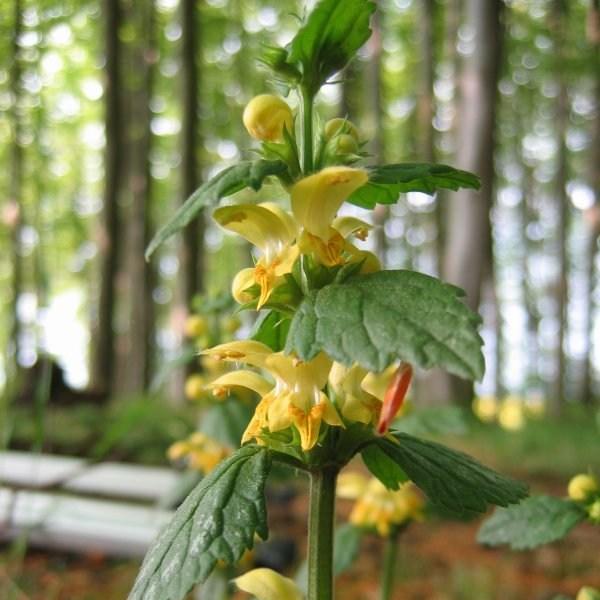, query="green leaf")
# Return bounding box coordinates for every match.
[251,310,291,352]
[285,270,484,380]
[128,445,271,600]
[361,442,408,490]
[380,432,528,518]
[145,160,288,259]
[348,163,481,209]
[199,399,253,448]
[477,495,586,550]
[334,523,364,575]
[287,0,376,92]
